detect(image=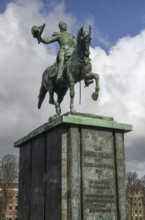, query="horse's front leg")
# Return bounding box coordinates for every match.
[69,81,76,113]
[85,72,100,101]
[92,72,99,101]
